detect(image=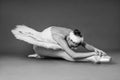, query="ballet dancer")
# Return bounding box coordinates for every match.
[11,25,111,63]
